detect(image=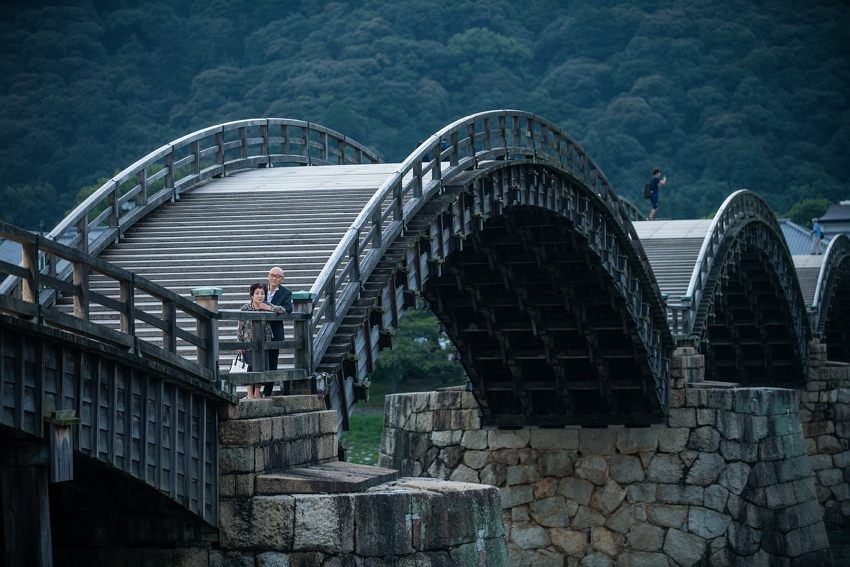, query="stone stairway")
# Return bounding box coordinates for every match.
[633,220,711,300]
[49,164,401,369]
